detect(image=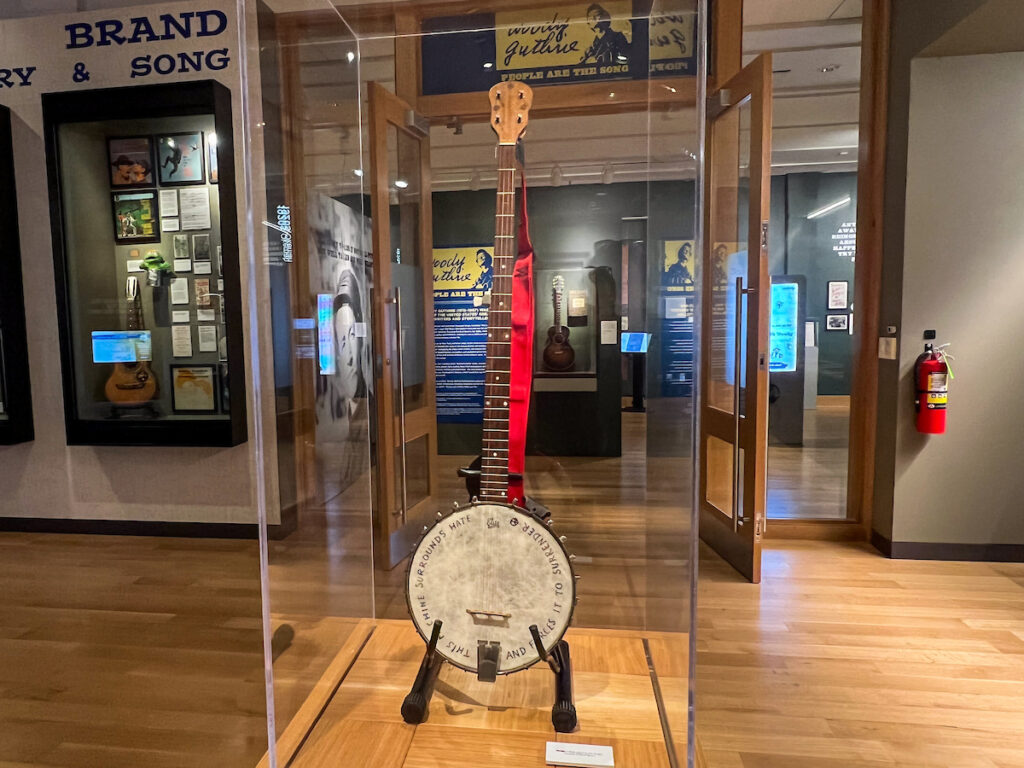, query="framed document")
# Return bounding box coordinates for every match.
[827,280,849,310]
[170,365,217,413]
